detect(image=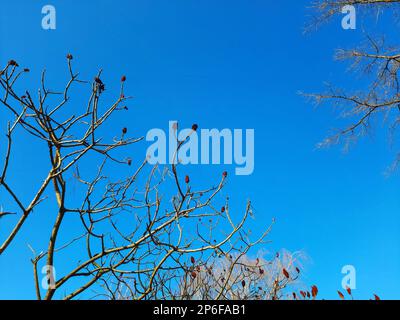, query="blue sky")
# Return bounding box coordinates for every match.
[0,0,399,300]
